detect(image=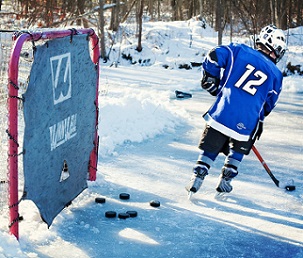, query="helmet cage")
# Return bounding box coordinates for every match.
[256,25,287,63]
